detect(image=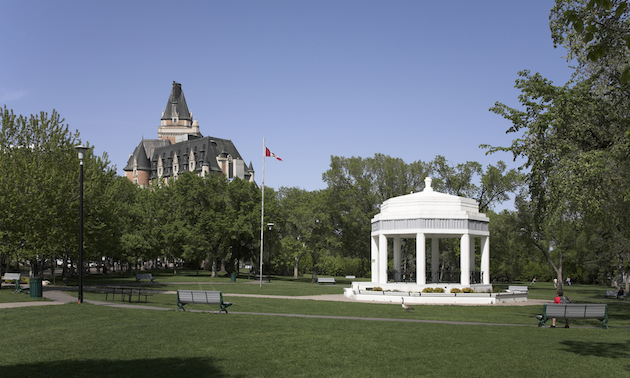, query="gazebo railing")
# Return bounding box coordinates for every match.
[388,270,484,284]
